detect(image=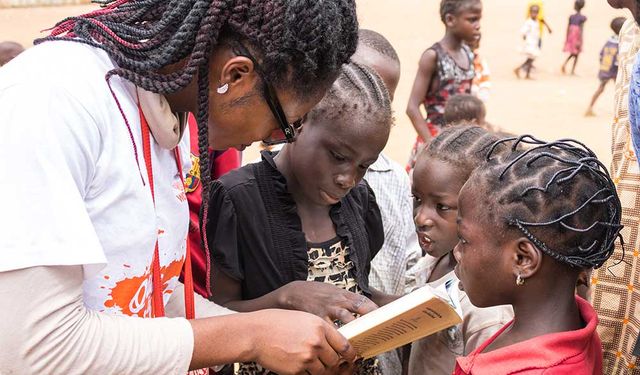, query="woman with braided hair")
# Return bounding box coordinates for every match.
[452,136,623,374]
[0,0,360,374]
